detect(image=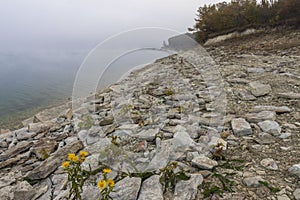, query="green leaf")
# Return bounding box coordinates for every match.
[175,172,190,181]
